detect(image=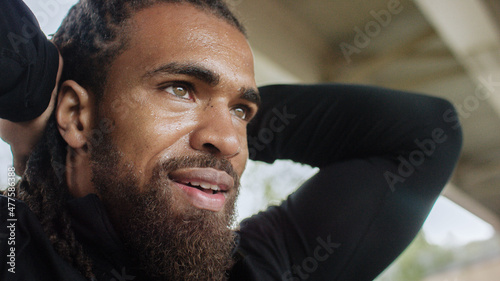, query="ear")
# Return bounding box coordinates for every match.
[56,80,94,150]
